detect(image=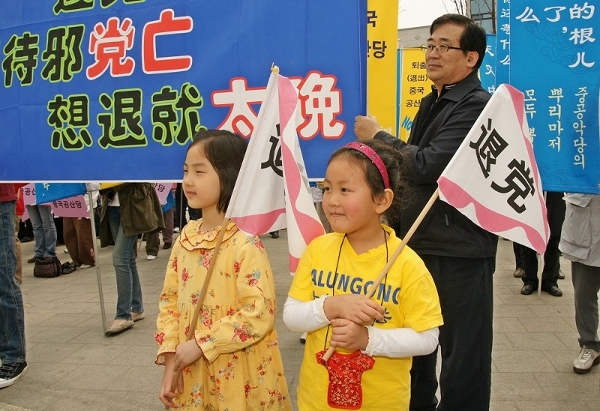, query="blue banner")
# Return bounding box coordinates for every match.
[480,34,497,94]
[34,183,87,204]
[1,1,367,181]
[510,1,599,194]
[496,0,511,86]
[162,189,175,213]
